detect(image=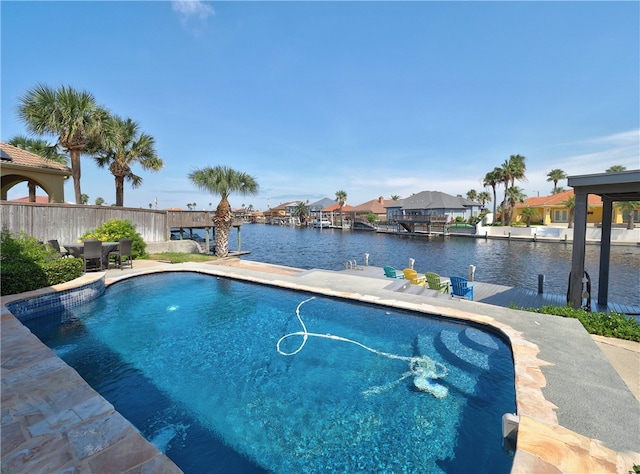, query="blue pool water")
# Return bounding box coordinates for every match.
[25,272,516,473]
